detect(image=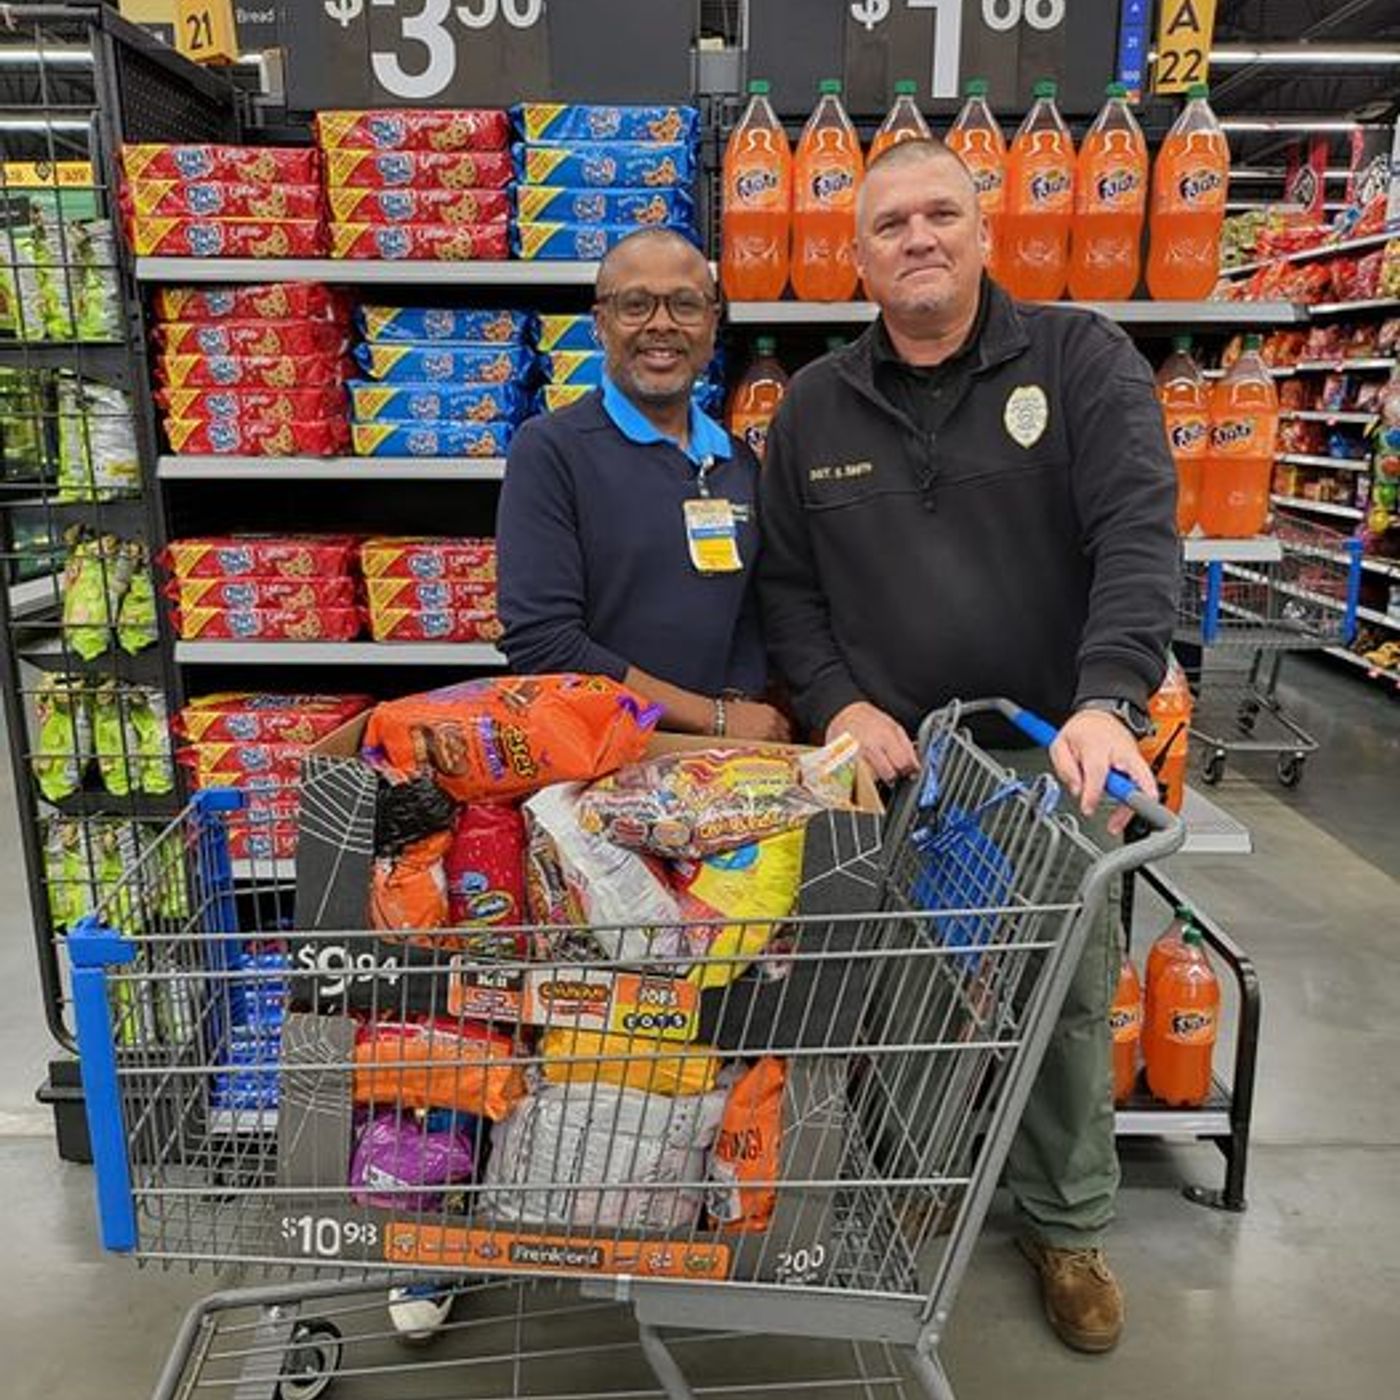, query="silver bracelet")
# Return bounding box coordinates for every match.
[712,696,727,737]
